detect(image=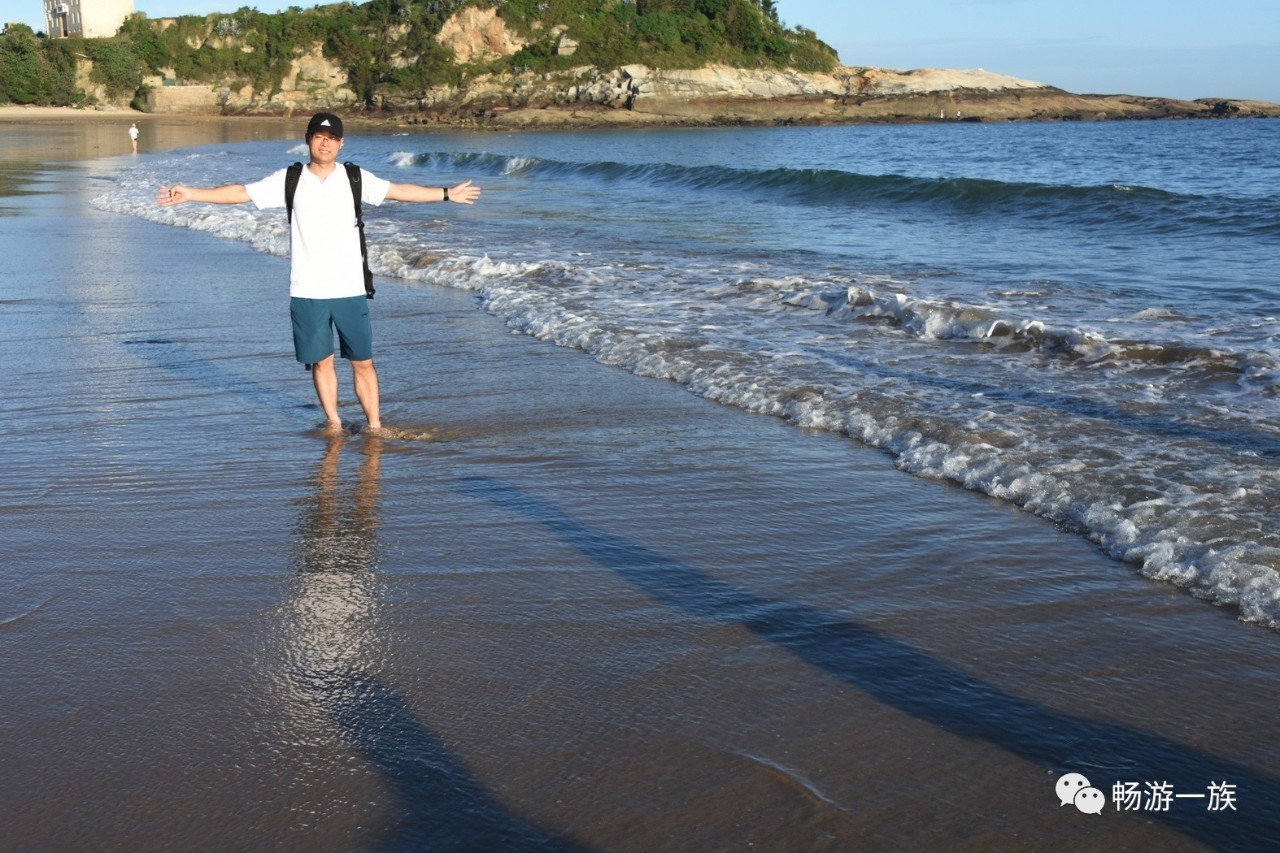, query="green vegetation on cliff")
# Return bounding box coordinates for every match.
[0,0,836,108]
[495,0,832,73]
[0,24,78,105]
